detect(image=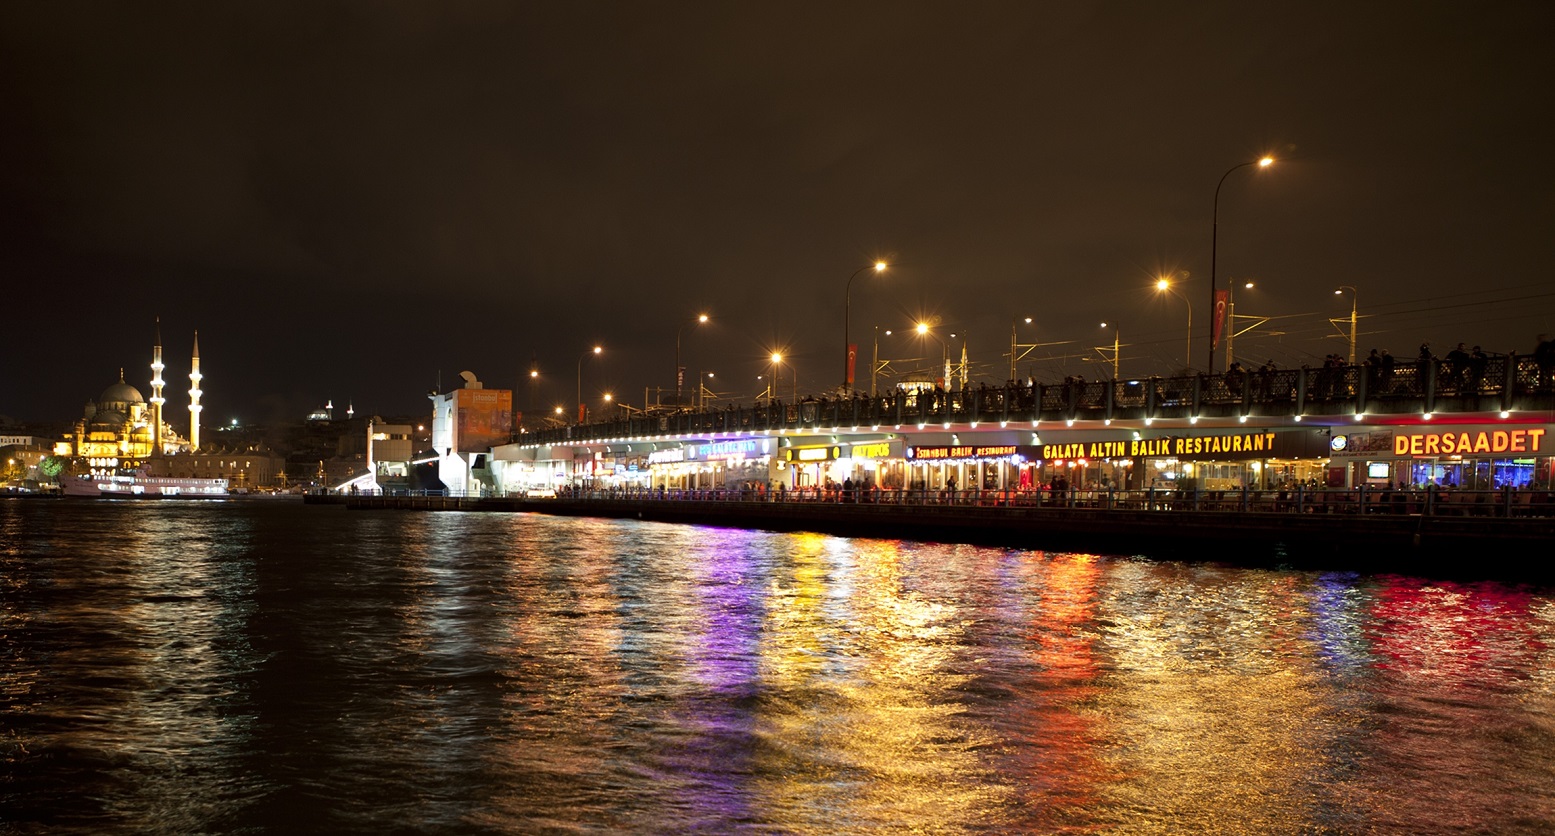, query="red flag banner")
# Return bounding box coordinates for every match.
[846,344,858,386]
[1211,289,1230,351]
